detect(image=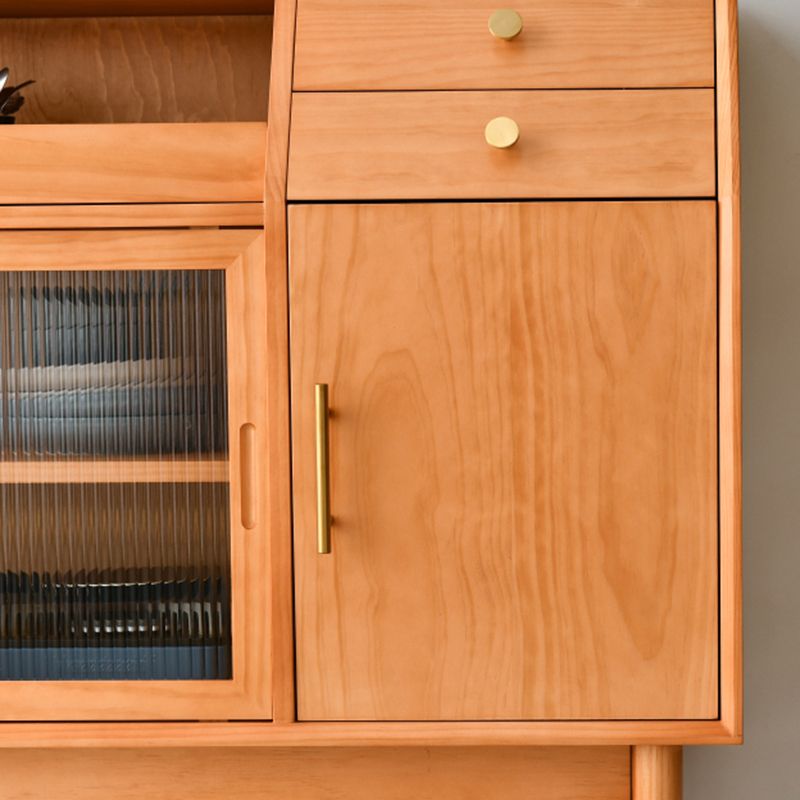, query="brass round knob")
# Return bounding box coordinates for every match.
[488,9,523,41]
[485,117,520,149]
